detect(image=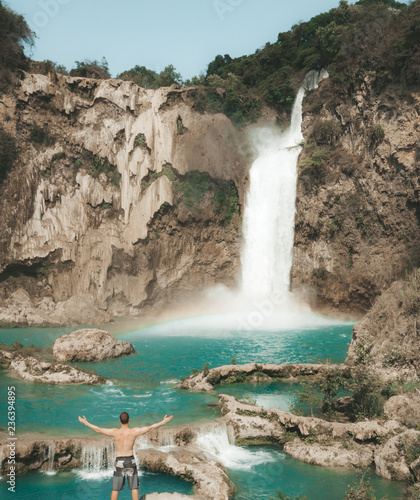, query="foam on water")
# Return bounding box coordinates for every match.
[195,425,280,471]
